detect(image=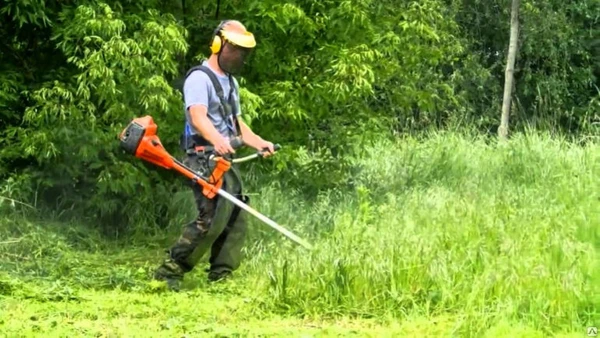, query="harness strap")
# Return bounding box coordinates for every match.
[183,65,241,139]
